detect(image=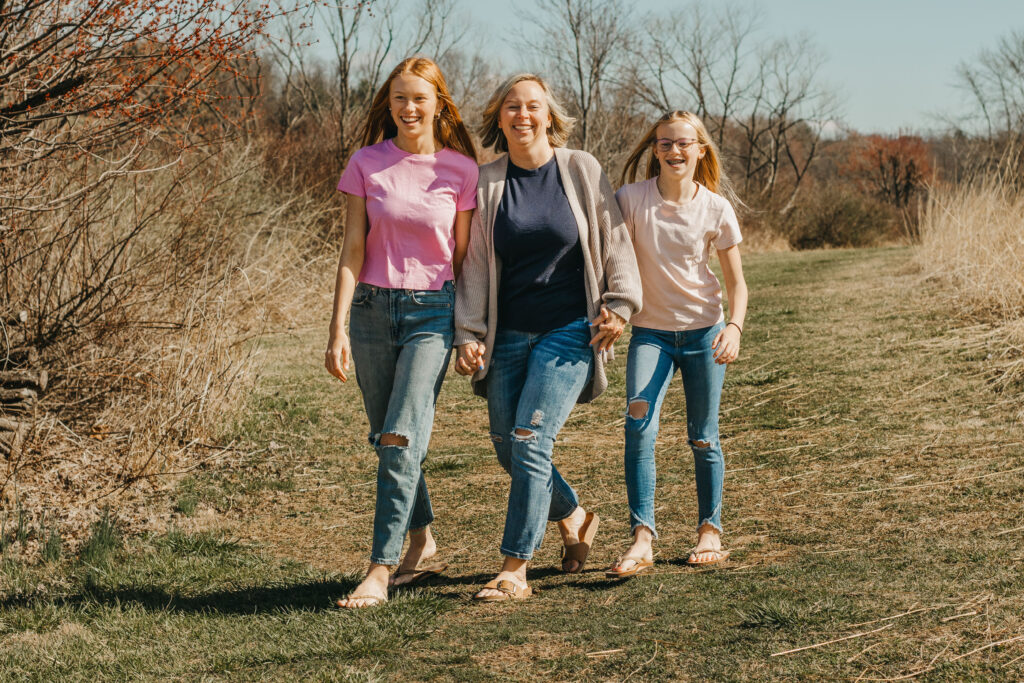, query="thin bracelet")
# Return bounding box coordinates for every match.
[727,321,743,334]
